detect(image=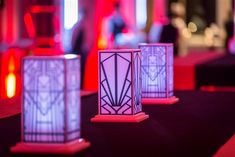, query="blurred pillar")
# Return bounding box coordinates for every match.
[1,0,19,44]
[0,1,2,43]
[146,0,153,33]
[120,0,135,29]
[83,0,116,90]
[216,0,231,28]
[153,0,167,23]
